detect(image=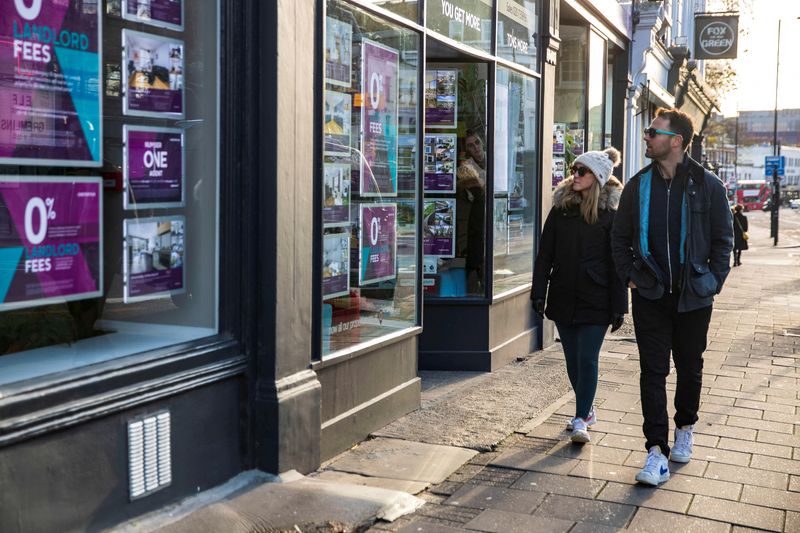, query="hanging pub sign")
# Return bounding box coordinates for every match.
[694,14,739,60]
